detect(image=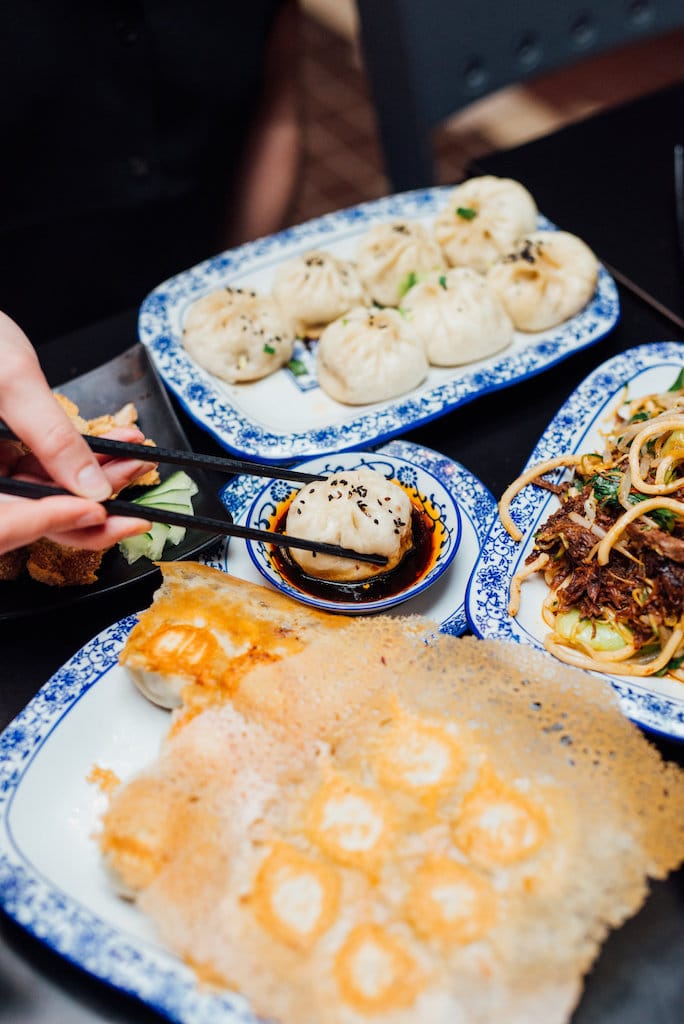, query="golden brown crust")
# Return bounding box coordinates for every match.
[26,539,105,586]
[102,564,684,1024]
[4,393,161,589]
[0,547,29,581]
